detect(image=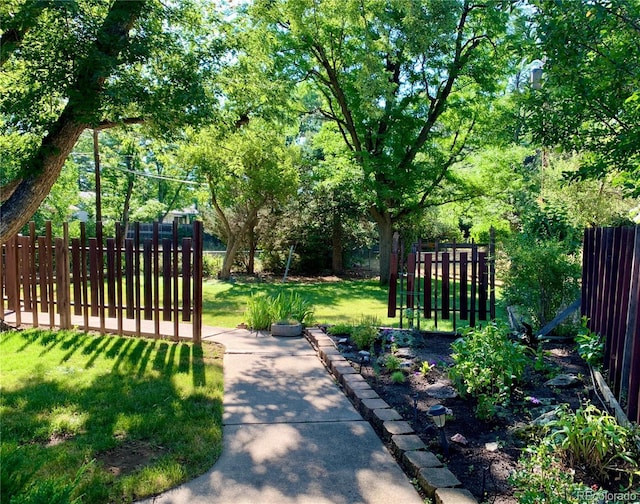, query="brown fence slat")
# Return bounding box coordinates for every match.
[45,223,55,327]
[115,223,124,335]
[106,239,117,318]
[478,251,487,321]
[441,252,450,319]
[38,236,48,313]
[80,223,89,329]
[172,222,179,341]
[192,220,203,344]
[162,238,172,321]
[406,252,416,310]
[20,236,31,311]
[182,237,192,321]
[143,239,152,320]
[388,252,398,318]
[125,239,135,319]
[29,223,38,327]
[153,222,160,336]
[134,223,141,337]
[422,254,431,319]
[89,238,99,317]
[71,238,82,316]
[459,252,468,320]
